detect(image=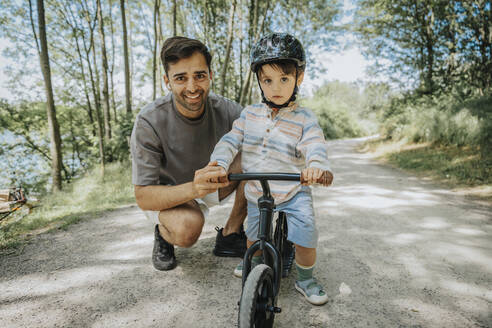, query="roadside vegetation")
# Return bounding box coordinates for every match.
[0,162,133,251]
[362,91,491,199]
[301,81,384,139]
